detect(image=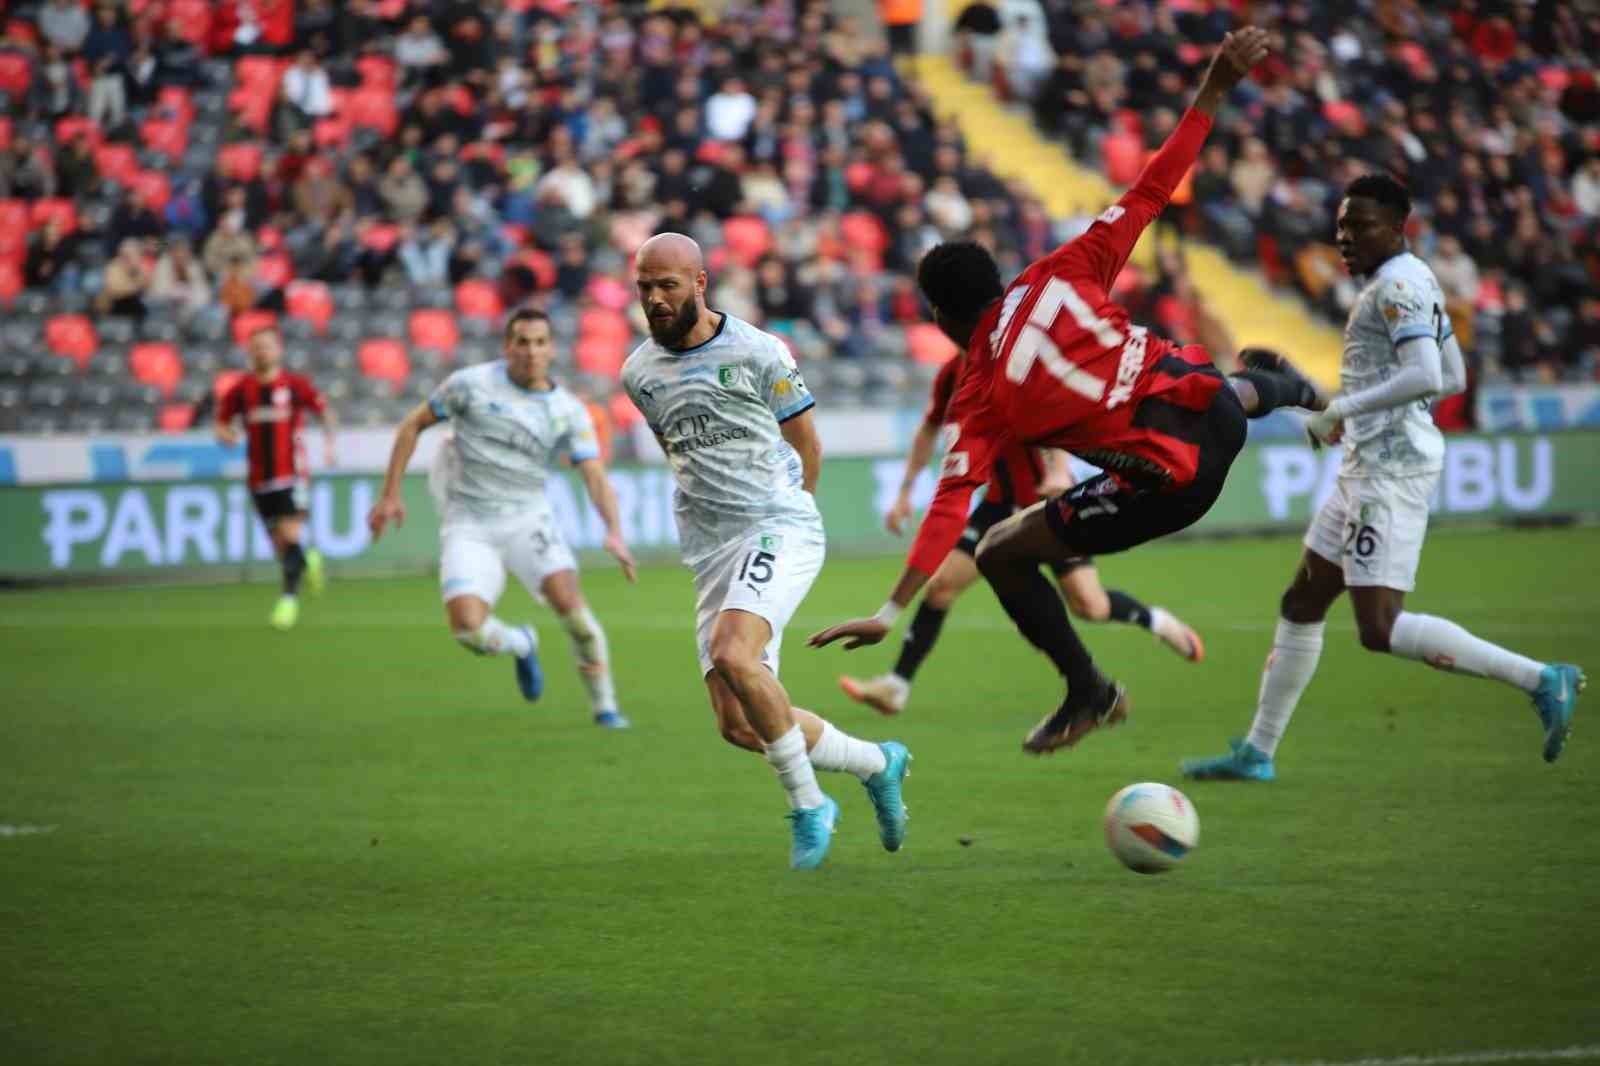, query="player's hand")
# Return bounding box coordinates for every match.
[884,493,913,535]
[324,437,337,468]
[216,424,240,447]
[604,532,637,584]
[367,495,405,541]
[1202,26,1270,94]
[1304,406,1344,447]
[807,617,890,651]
